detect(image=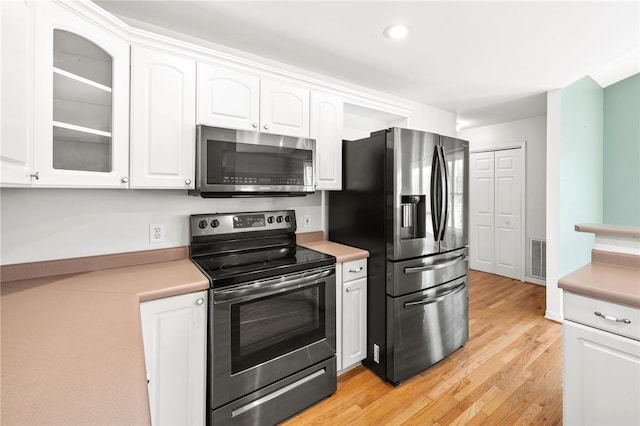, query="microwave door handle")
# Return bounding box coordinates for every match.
[404,254,466,274]
[404,282,466,307]
[214,268,334,302]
